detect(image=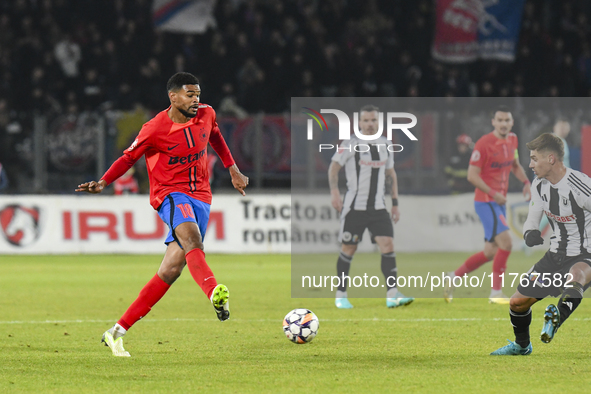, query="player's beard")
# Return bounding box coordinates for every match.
[179,107,197,119]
